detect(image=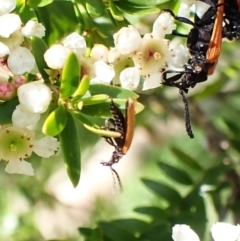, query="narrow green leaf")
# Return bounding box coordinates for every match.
[81,99,144,118]
[117,2,160,15]
[0,98,19,125]
[74,111,121,137]
[60,52,80,98]
[31,37,49,80]
[141,179,182,205]
[134,206,168,219]
[59,112,81,187]
[111,219,148,234]
[81,94,110,106]
[89,228,104,241]
[27,0,54,7]
[158,161,193,185]
[99,222,137,241]
[89,84,139,99]
[35,2,78,45]
[140,223,171,241]
[171,147,203,171]
[42,105,67,136]
[72,75,90,99]
[108,0,124,20]
[86,0,105,17]
[125,0,168,6]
